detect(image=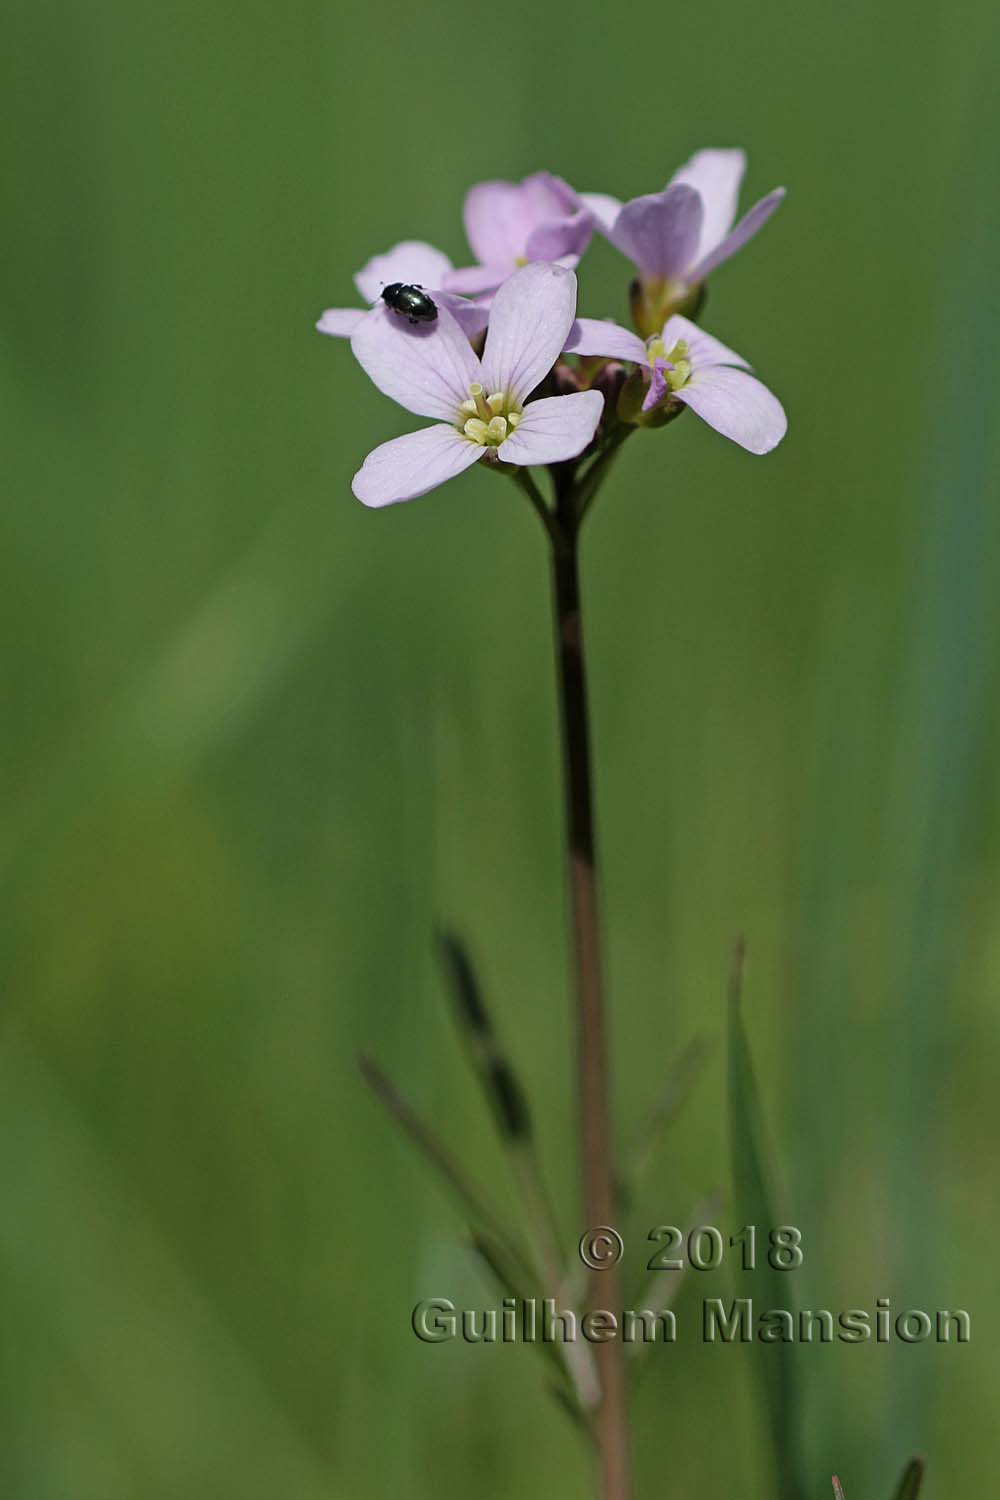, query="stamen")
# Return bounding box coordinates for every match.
[646,336,693,399]
[458,388,523,446]
[468,382,493,422]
